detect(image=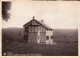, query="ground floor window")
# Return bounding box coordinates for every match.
[24,35,28,42]
[51,36,53,39]
[46,36,49,40]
